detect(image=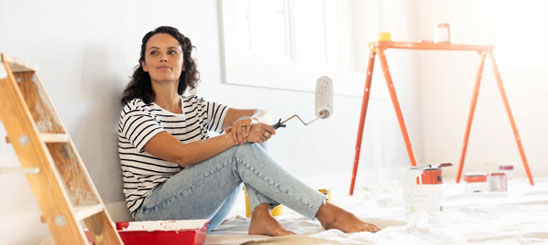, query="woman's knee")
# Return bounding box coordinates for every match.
[234,143,266,159]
